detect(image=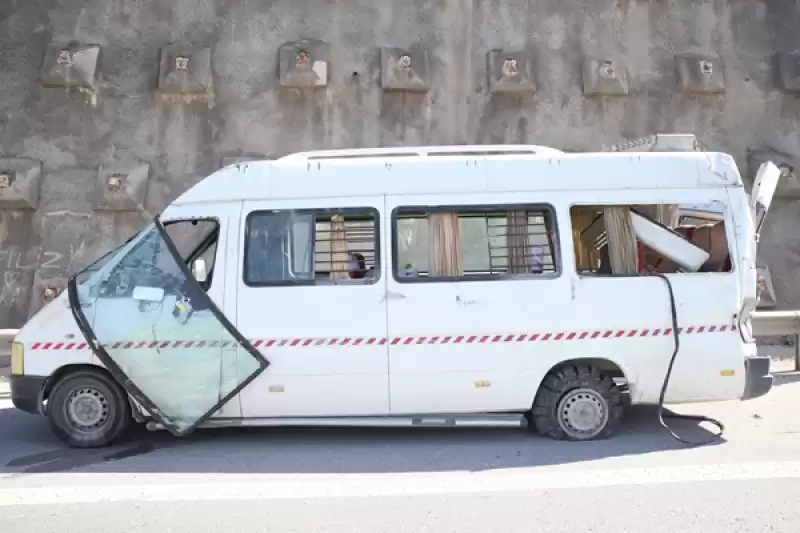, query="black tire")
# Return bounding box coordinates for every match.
[46,369,132,448]
[530,363,624,441]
